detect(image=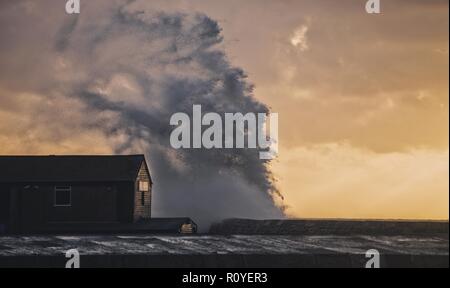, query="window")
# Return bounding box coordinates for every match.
[54,186,71,207]
[141,191,145,206]
[138,181,149,206]
[139,181,149,192]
